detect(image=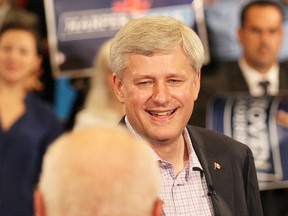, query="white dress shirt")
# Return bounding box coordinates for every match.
[239,58,279,96]
[124,117,214,216]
